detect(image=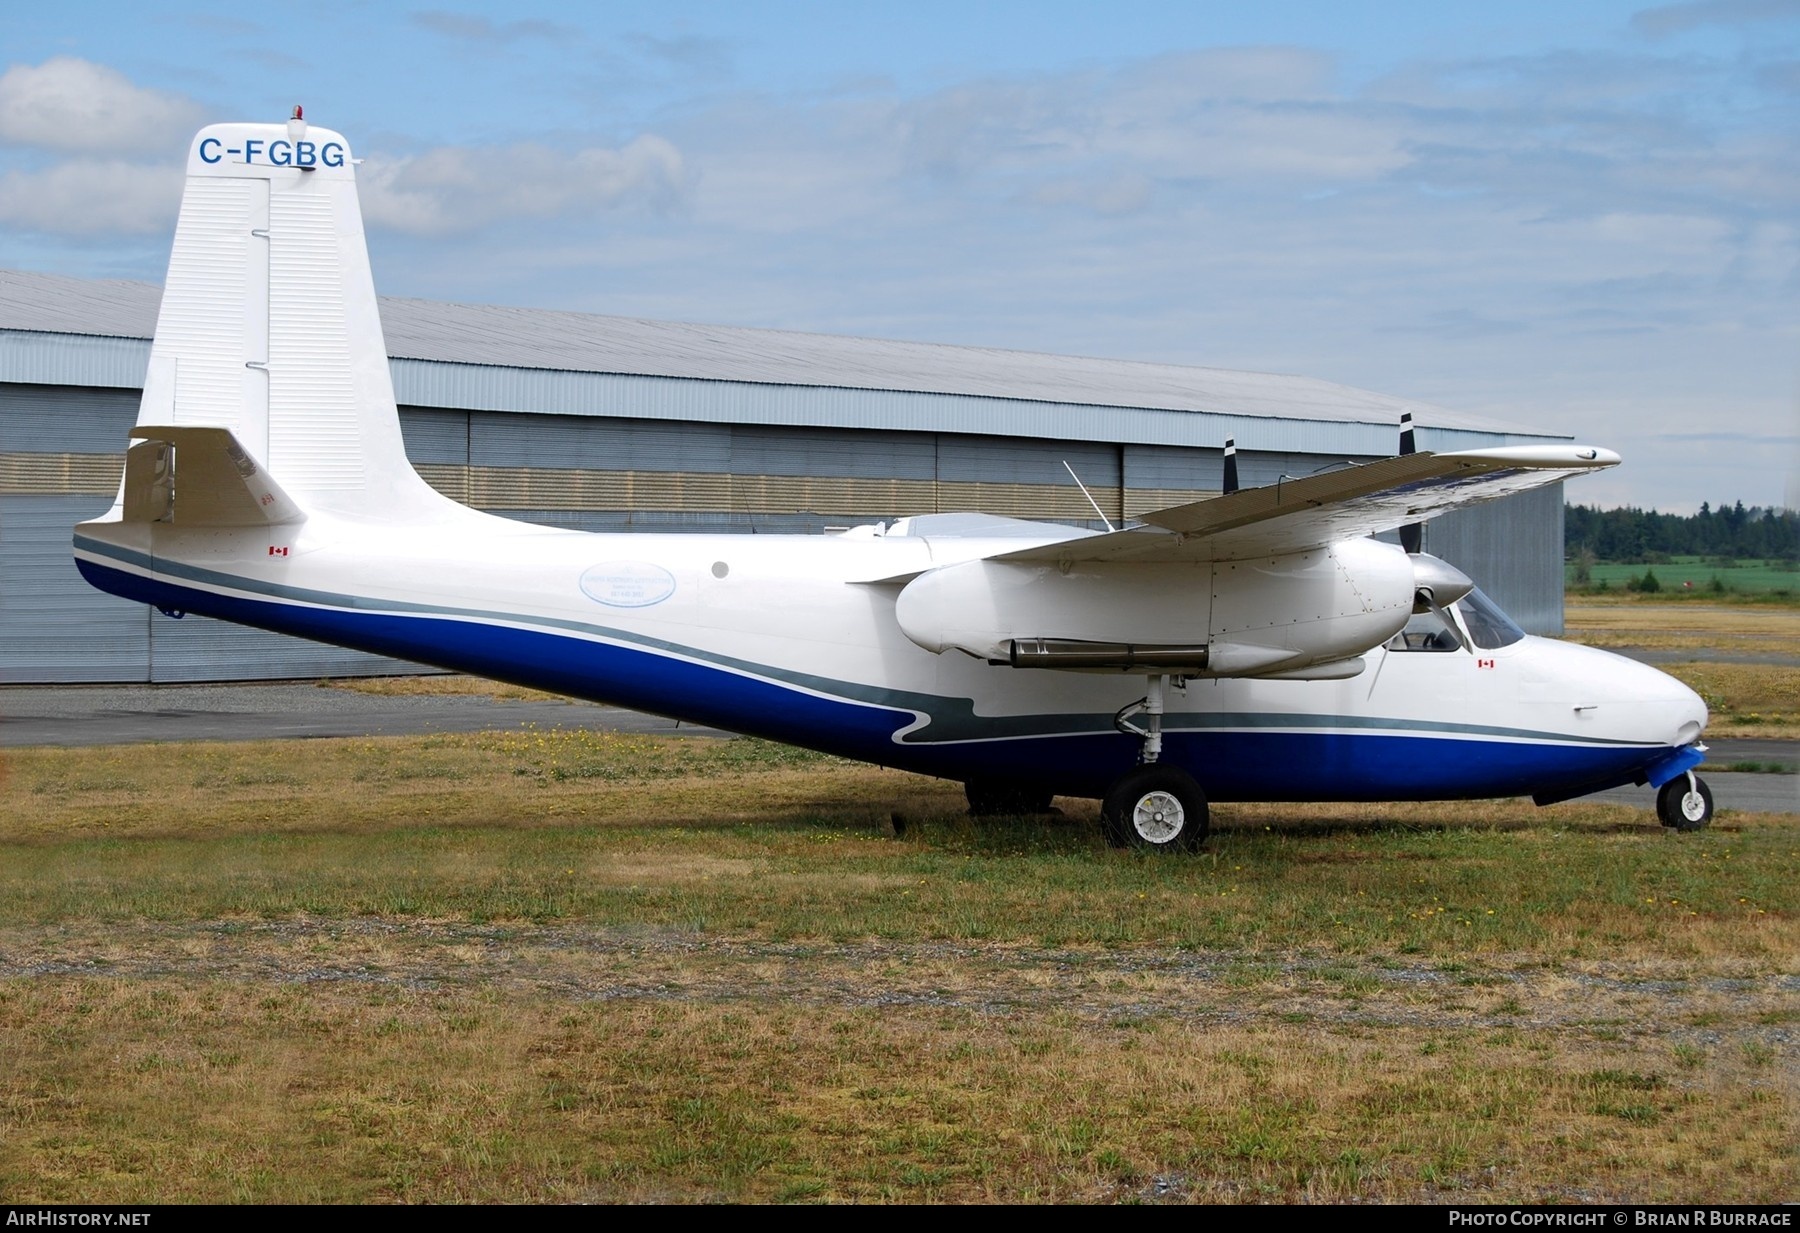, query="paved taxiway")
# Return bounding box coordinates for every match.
[2,681,1793,815]
[0,682,729,747]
